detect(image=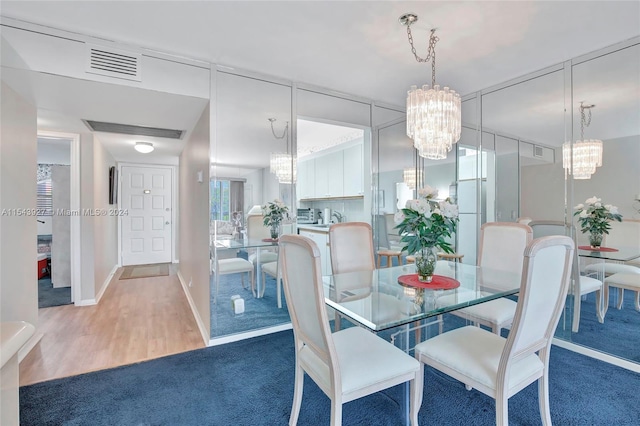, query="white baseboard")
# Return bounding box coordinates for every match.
[552,338,640,373]
[177,270,210,346]
[209,323,293,346]
[76,298,97,306]
[95,264,119,304]
[18,331,43,362]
